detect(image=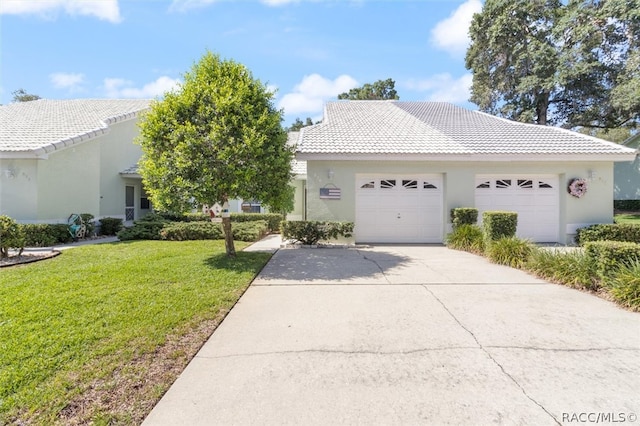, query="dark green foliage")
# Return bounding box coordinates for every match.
[0,216,25,258]
[99,218,124,236]
[79,214,95,237]
[337,78,399,100]
[606,260,640,311]
[615,200,640,211]
[446,224,485,254]
[231,213,283,232]
[482,211,518,245]
[117,221,166,241]
[281,221,354,245]
[451,208,479,229]
[21,224,72,247]
[526,248,598,290]
[485,237,534,268]
[575,223,640,245]
[156,212,208,222]
[160,221,268,242]
[584,241,640,279]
